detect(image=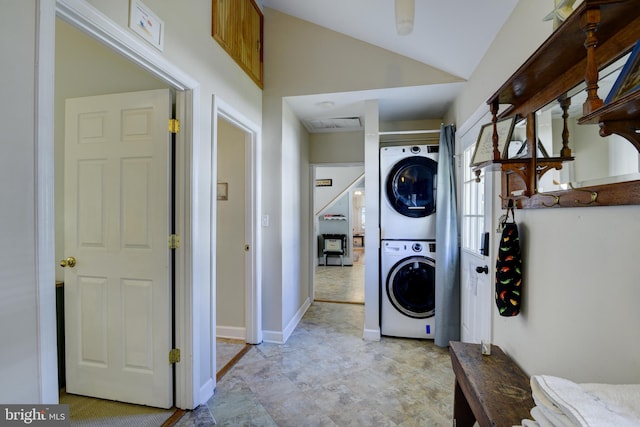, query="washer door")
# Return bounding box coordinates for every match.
[385,156,437,218]
[387,256,435,318]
